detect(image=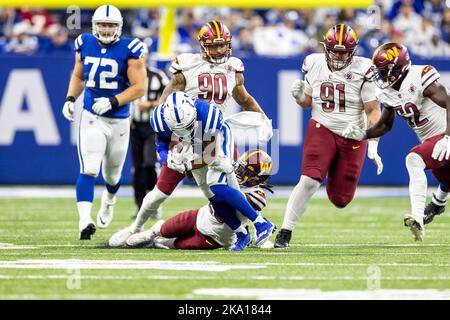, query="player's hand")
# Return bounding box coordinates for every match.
[342,123,367,141]
[167,144,195,173]
[368,140,383,175]
[432,135,450,161]
[209,154,234,174]
[62,97,75,121]
[291,79,305,101]
[92,97,113,115]
[258,114,273,143]
[167,150,186,173]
